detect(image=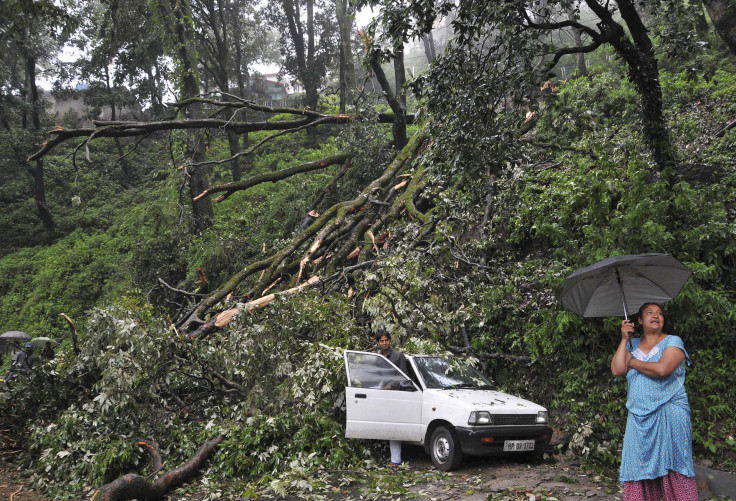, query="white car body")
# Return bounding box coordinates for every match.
[344,350,552,470]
